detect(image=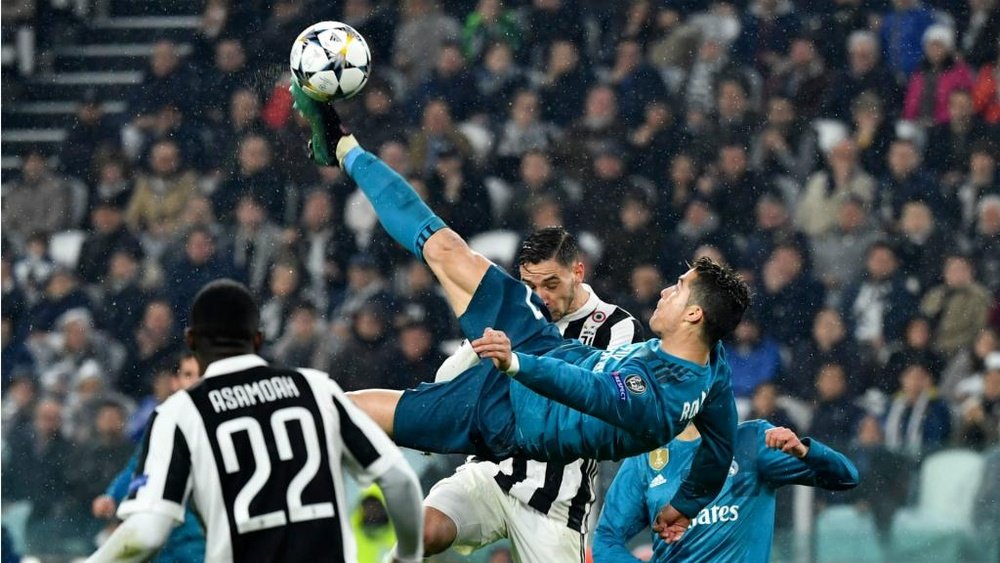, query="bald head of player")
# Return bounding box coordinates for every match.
[184,279,263,372]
